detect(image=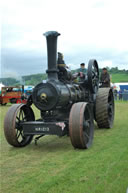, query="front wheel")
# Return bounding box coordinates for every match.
[4,104,35,147]
[69,102,94,149]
